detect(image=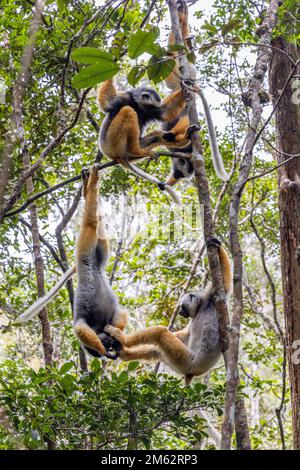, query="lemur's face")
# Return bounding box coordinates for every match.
[131,87,161,108]
[179,292,201,318]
